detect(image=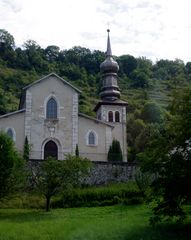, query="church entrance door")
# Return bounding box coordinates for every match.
[44,140,58,160]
